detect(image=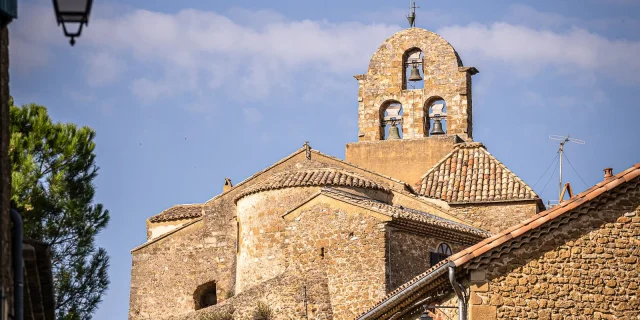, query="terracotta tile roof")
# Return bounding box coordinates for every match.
[148,204,204,223]
[318,188,490,239]
[235,168,391,202]
[448,162,640,267]
[356,162,640,320]
[204,146,411,206]
[415,142,539,203]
